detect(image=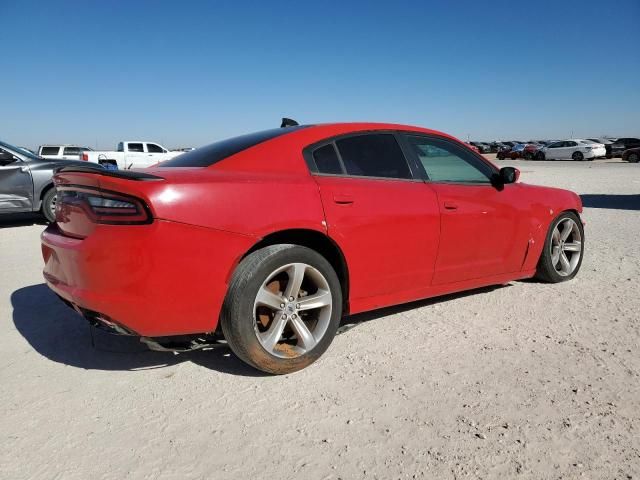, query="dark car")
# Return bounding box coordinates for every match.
[622,147,640,163]
[610,138,640,158]
[469,142,491,154]
[0,140,101,222]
